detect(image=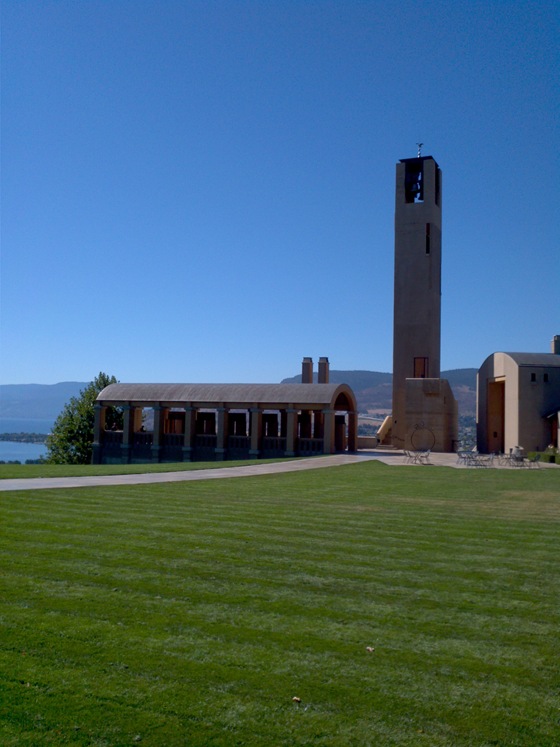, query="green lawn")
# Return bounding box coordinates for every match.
[1,462,559,746]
